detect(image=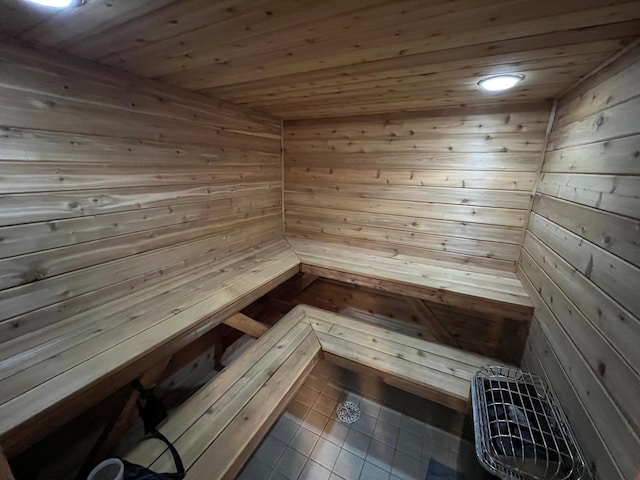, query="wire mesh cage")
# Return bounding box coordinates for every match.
[471,365,587,480]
